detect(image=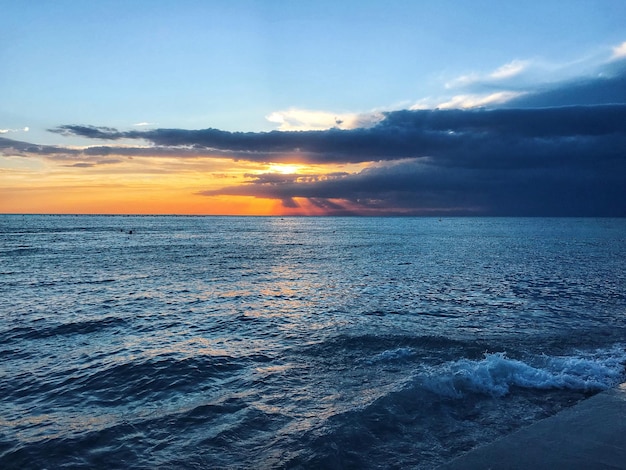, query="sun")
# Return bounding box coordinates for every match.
[267,163,303,174]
